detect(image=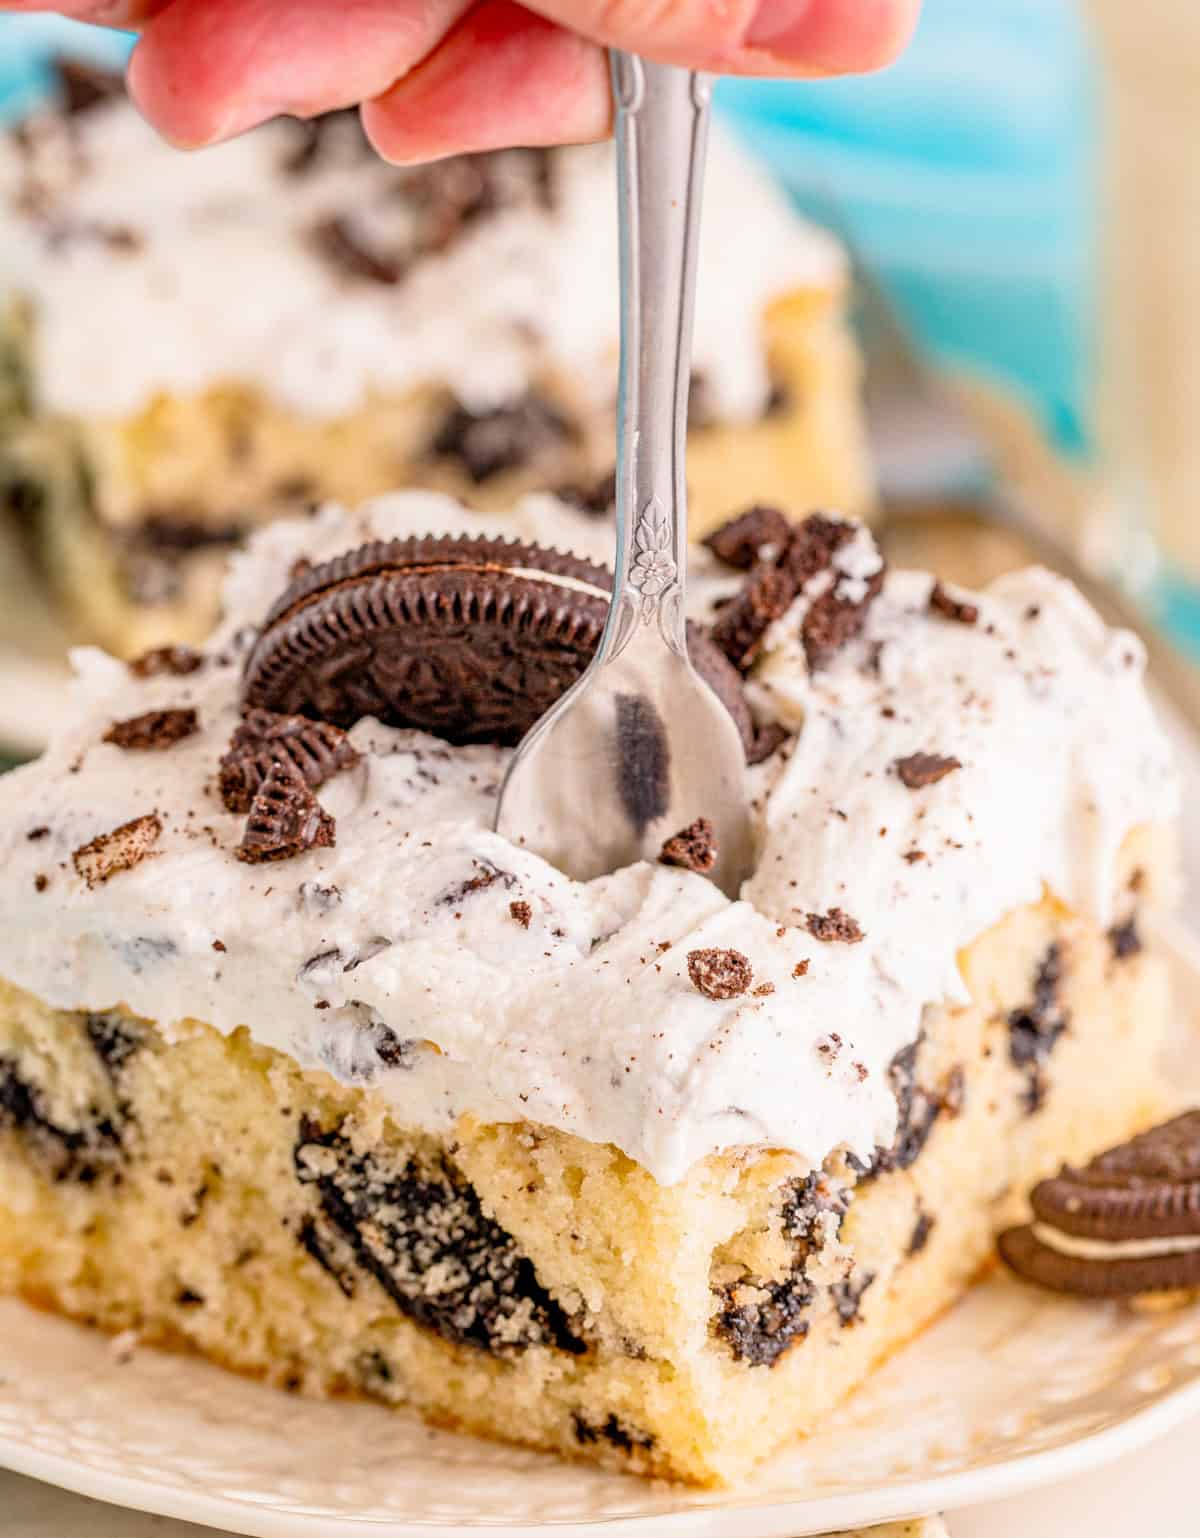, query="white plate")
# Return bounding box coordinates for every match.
[2,927,1200,1538]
